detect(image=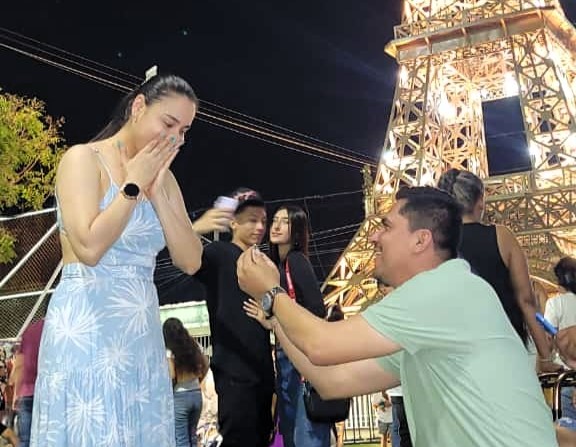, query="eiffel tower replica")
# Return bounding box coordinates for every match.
[322,0,576,311]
